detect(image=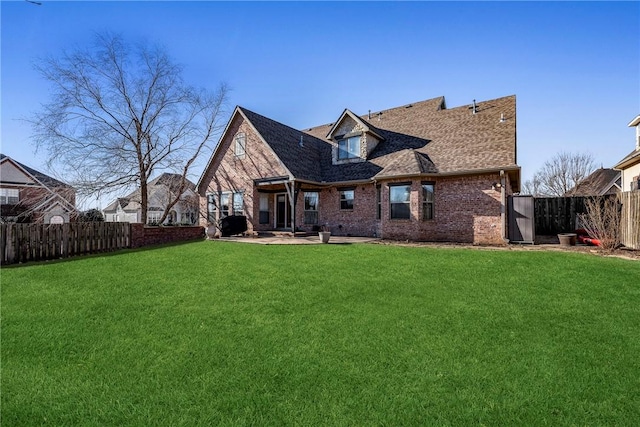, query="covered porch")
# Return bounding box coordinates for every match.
[254,177,325,233]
